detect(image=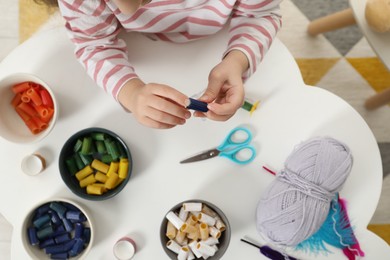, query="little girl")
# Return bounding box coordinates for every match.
[36,0,282,129]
